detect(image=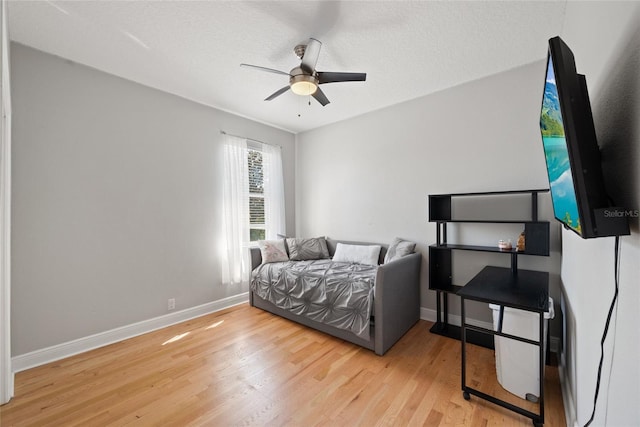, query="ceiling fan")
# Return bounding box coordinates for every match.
[240,38,367,106]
